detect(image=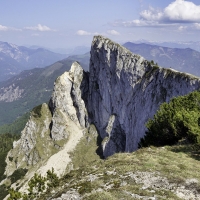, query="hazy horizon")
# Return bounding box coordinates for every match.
[0,0,200,49]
